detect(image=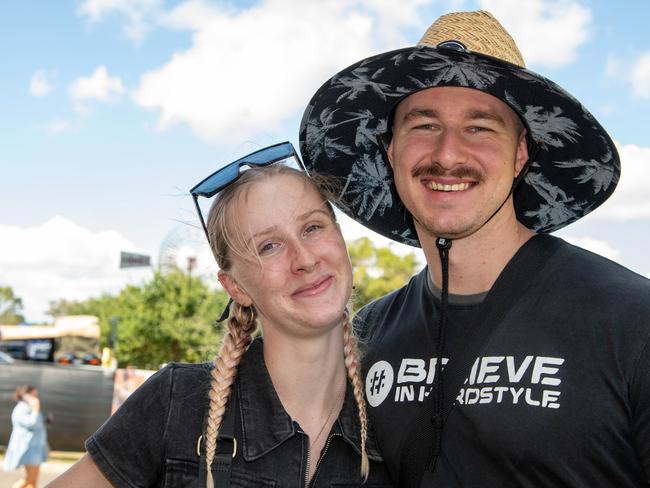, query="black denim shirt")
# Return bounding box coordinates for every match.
[87,338,394,487]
